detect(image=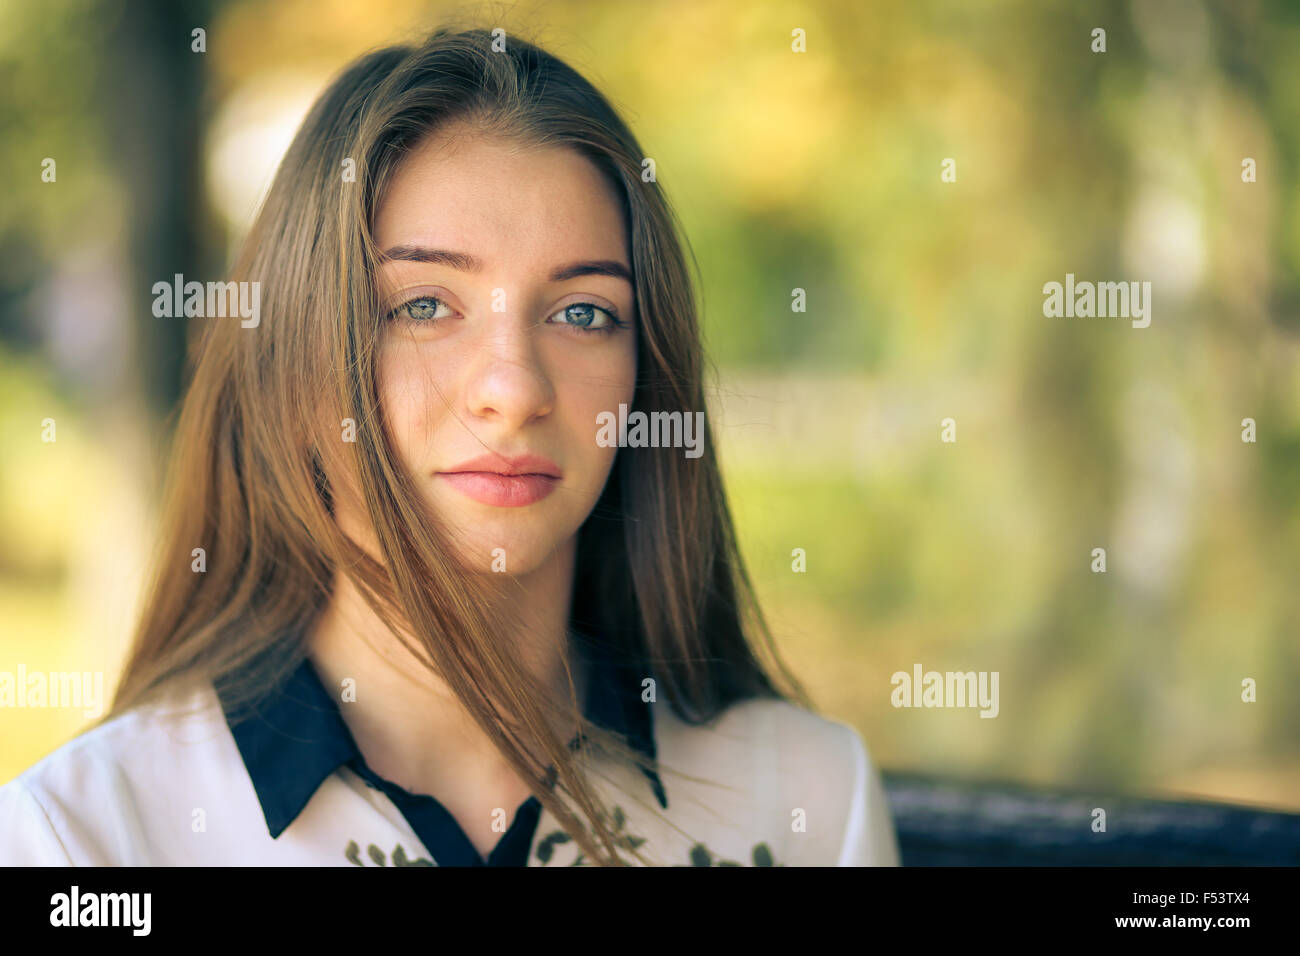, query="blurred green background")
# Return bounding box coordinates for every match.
[2,0,1298,810]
